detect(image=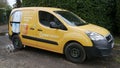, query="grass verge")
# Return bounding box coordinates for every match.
[114,57,120,63]
[114,37,120,45]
